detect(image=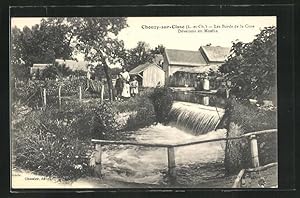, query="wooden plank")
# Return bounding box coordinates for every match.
[173,137,236,148]
[91,129,277,149]
[246,162,277,172]
[243,129,277,137]
[100,84,104,103]
[94,144,103,178]
[43,88,47,107]
[173,129,277,148]
[58,86,62,110]
[249,135,260,168]
[79,86,82,100]
[91,139,172,148]
[232,169,245,188]
[167,147,176,184]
